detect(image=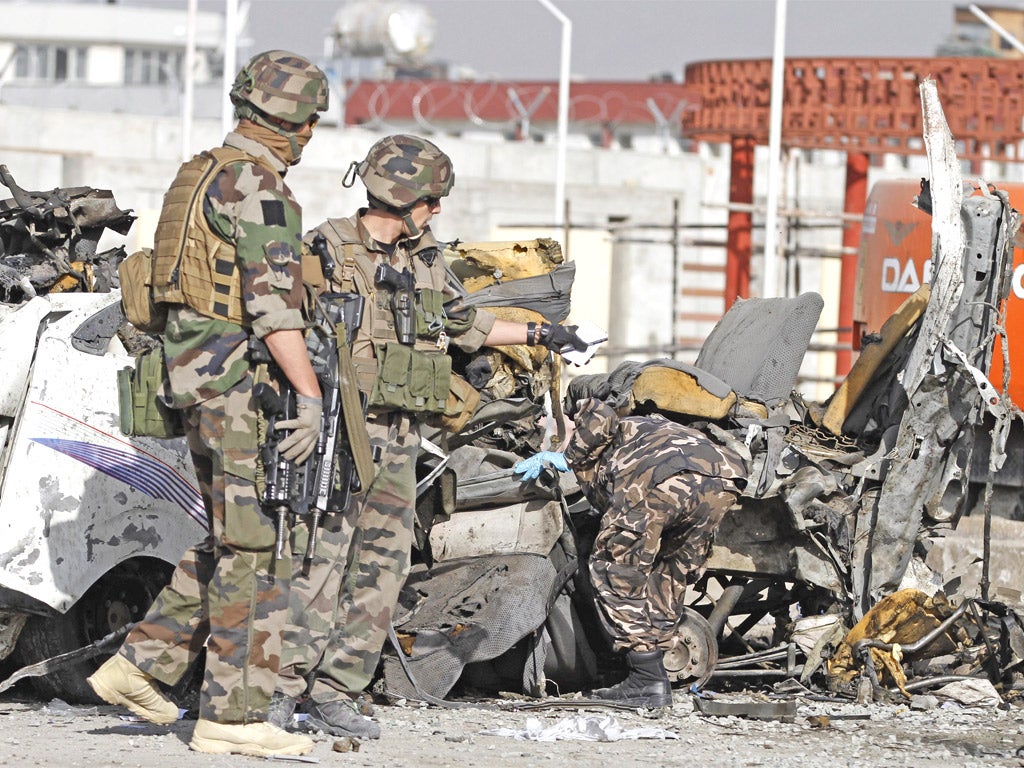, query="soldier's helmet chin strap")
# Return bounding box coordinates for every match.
[363,192,425,239]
